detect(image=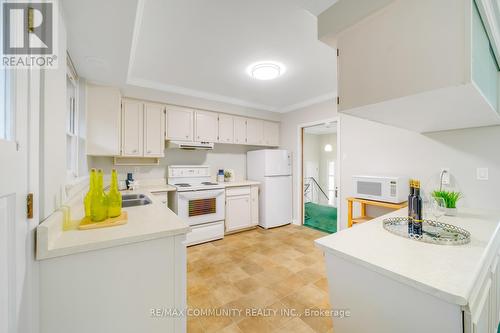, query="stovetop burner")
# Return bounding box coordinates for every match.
[175,183,192,187]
